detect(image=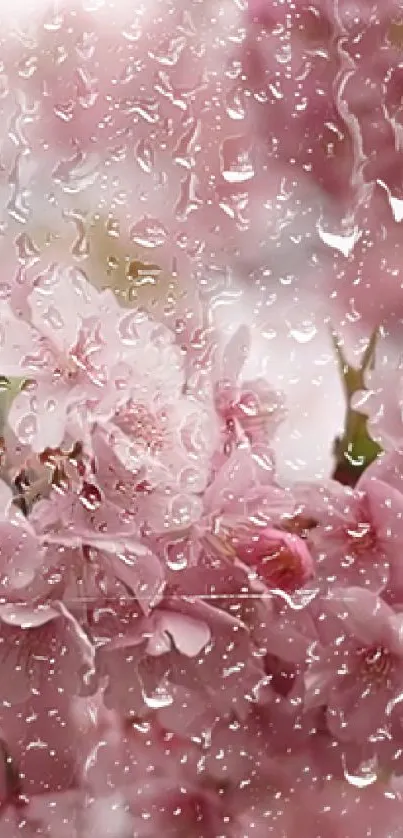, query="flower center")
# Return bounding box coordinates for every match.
[345,520,376,556]
[359,645,393,685]
[69,320,107,387]
[114,400,166,454]
[256,542,302,591]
